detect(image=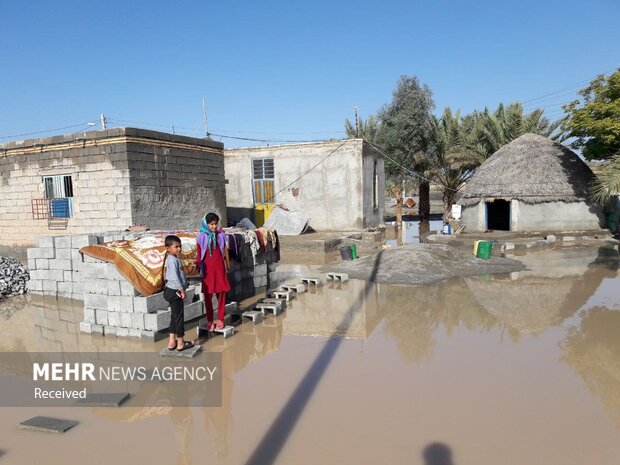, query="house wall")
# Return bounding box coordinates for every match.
[225,139,383,231]
[124,129,226,229]
[0,128,226,247]
[461,199,603,232]
[361,141,385,228]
